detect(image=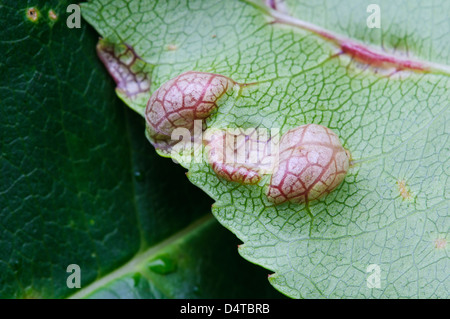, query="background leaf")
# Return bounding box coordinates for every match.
[0,0,283,298]
[81,0,449,298]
